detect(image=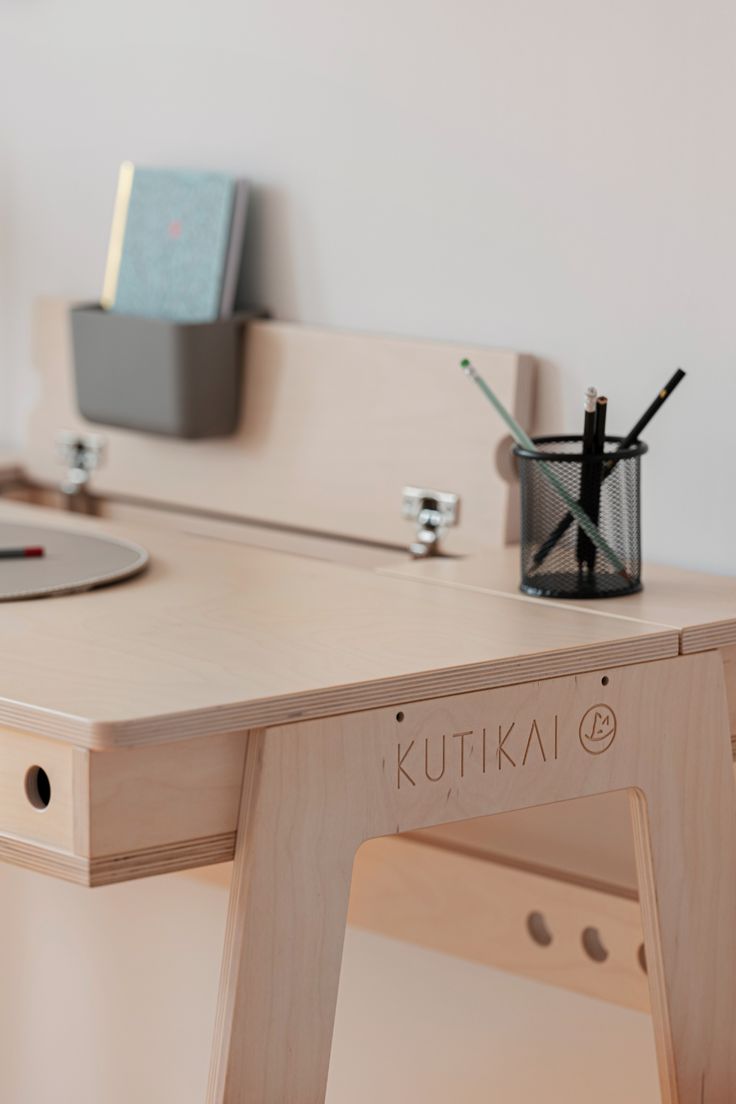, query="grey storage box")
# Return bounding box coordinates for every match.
[70,304,250,439]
